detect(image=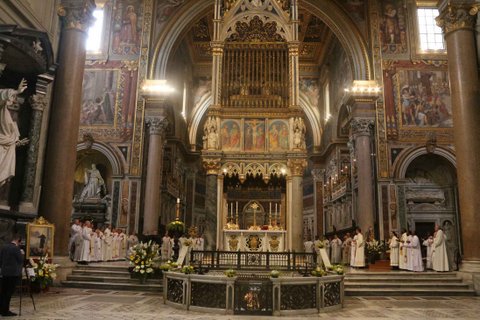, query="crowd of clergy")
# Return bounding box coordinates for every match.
[304,227,367,268]
[69,219,139,263]
[160,233,204,262]
[388,224,450,272]
[304,224,450,272]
